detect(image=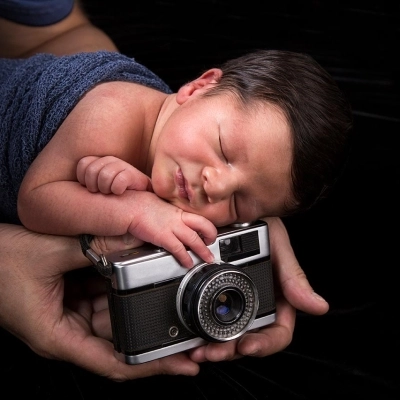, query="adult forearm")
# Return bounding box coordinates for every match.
[0,1,118,58]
